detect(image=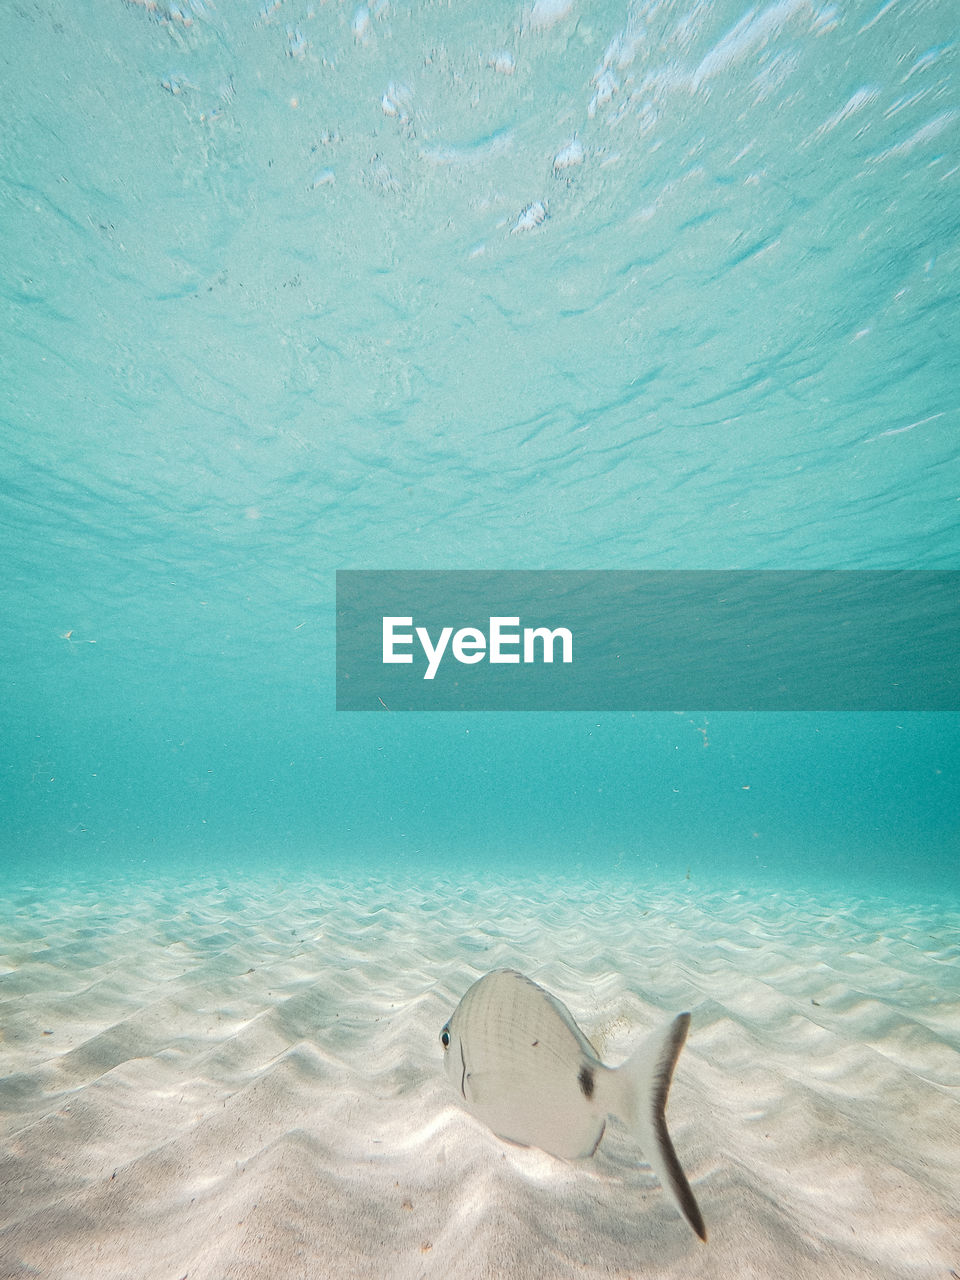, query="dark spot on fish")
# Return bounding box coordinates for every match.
[578,1065,595,1100]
